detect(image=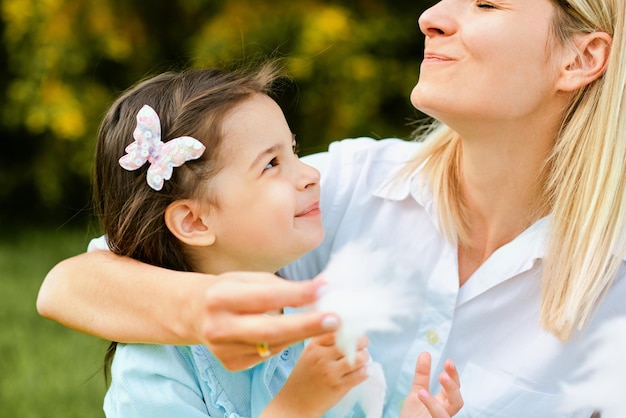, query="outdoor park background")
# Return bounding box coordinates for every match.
[1,0,436,416]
